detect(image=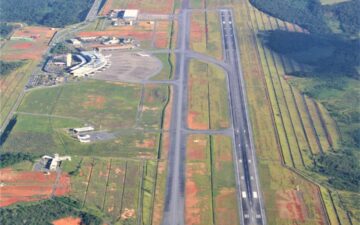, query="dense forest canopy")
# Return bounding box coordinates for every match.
[0,60,24,77]
[0,0,94,27]
[251,0,360,193]
[0,23,14,38]
[0,197,102,225]
[250,0,360,36]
